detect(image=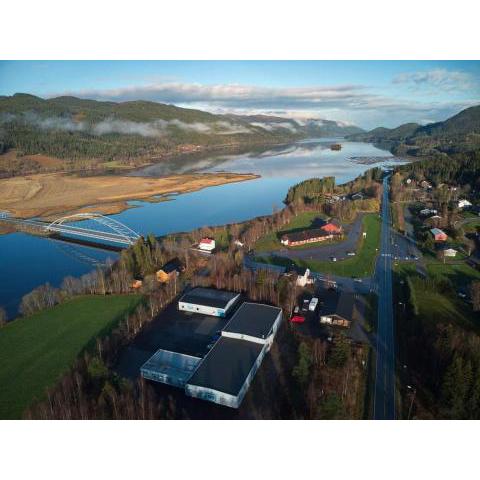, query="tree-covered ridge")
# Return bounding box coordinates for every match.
[0,94,364,174]
[347,105,480,157]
